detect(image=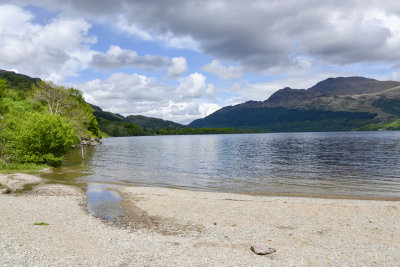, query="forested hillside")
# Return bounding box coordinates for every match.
[0,71,100,167]
[125,115,183,130]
